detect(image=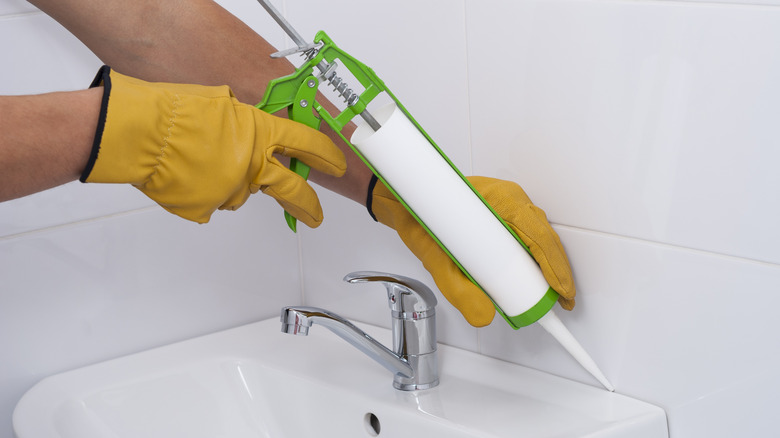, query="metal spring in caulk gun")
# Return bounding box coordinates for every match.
[323,67,360,106]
